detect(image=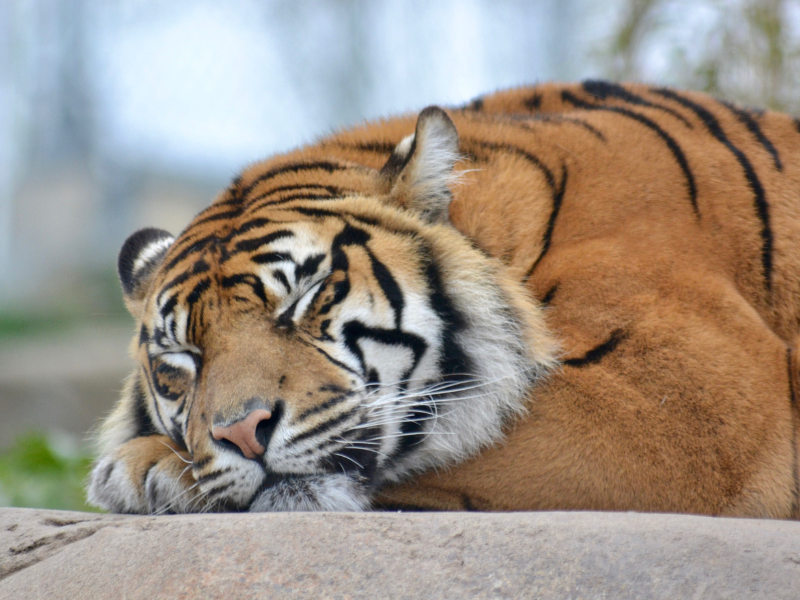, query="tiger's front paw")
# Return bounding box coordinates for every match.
[87,435,205,514]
